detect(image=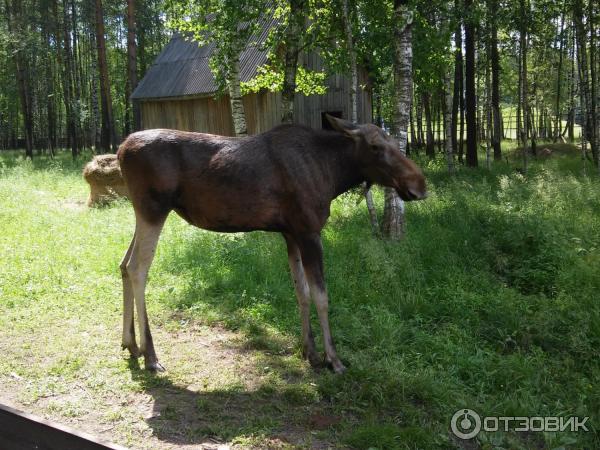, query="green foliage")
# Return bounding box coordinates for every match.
[412,0,454,92]
[296,67,328,95]
[166,0,266,93]
[241,64,327,95]
[241,65,283,94]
